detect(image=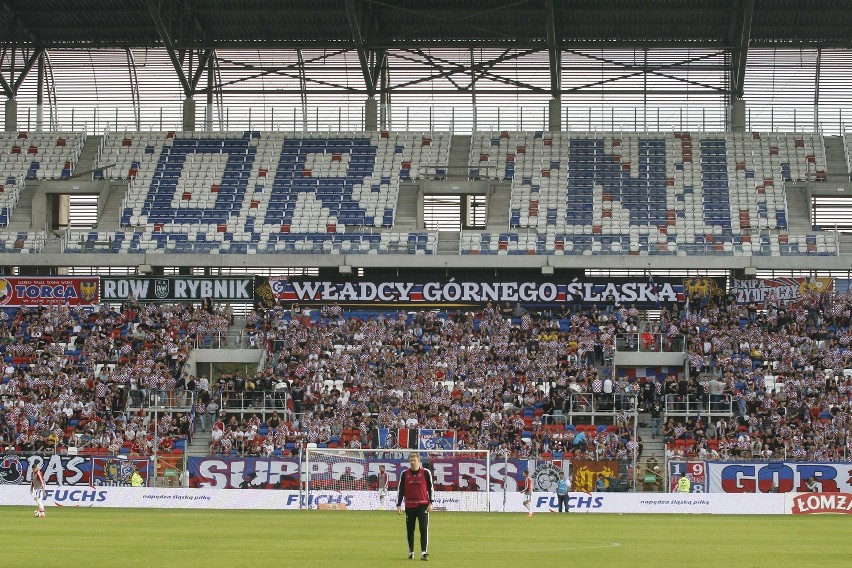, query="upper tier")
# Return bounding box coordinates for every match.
[0,130,839,256]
